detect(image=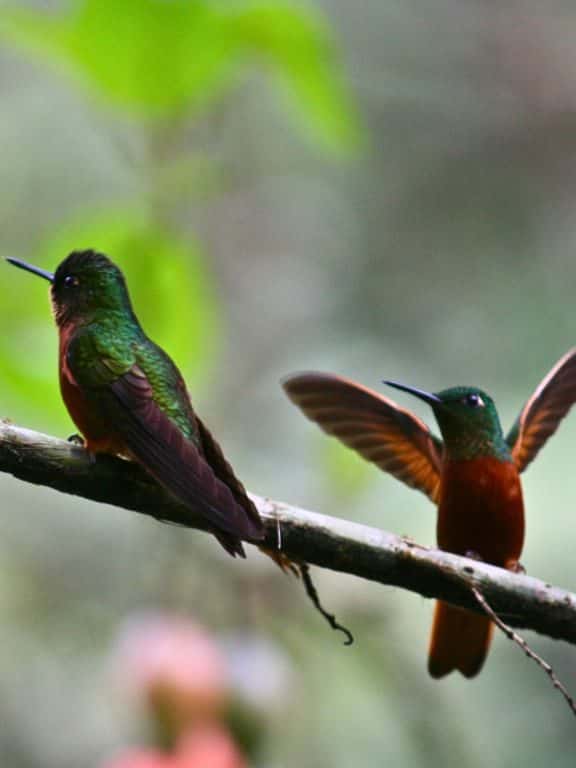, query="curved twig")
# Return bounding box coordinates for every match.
[471,586,576,718]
